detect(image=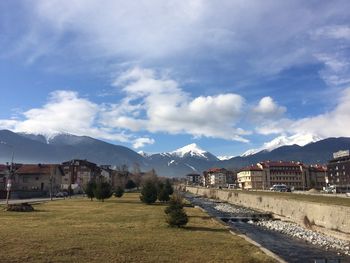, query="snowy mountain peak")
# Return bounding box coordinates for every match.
[170,143,208,158]
[240,133,324,157]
